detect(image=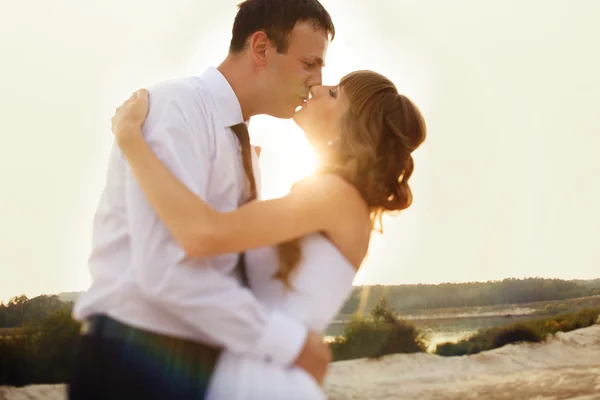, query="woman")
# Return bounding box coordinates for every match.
[112,70,426,399]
